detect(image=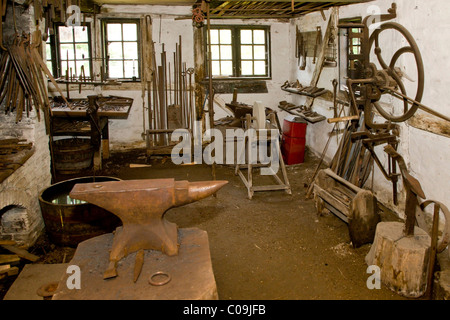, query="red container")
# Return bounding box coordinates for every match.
[282,117,307,138]
[281,117,307,165]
